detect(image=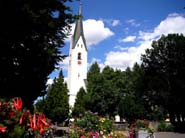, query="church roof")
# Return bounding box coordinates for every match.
[72,2,87,51]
